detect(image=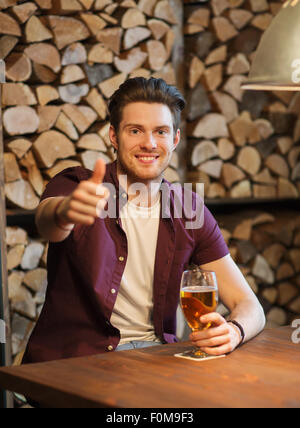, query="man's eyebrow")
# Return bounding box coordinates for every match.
[123,123,144,128]
[154,125,171,130]
[123,123,171,130]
